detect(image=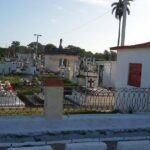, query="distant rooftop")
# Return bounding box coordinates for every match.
[45,47,79,56]
[45,38,79,56]
[110,42,150,50]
